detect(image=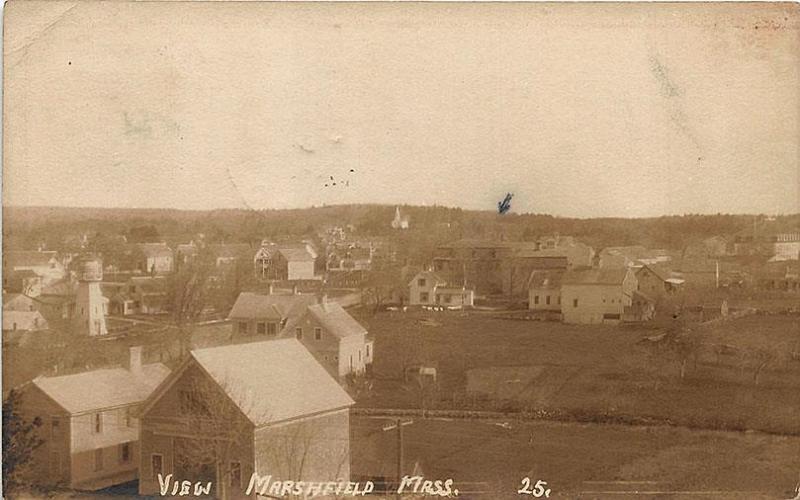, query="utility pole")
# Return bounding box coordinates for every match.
[382,418,413,499]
